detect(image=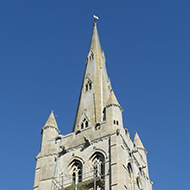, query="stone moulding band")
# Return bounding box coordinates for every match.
[41,125,60,134]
